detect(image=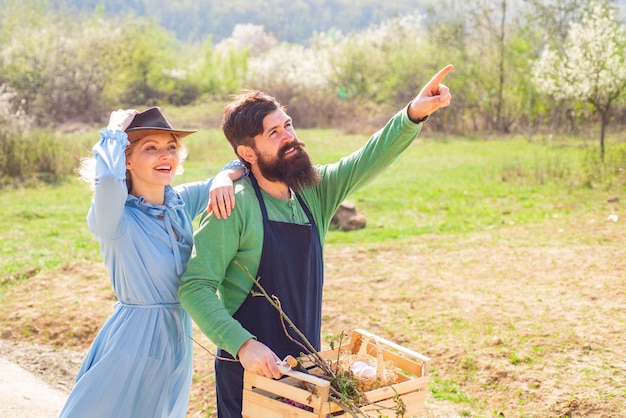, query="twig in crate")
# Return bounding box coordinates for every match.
[233,260,407,417]
[234,260,333,375]
[189,337,239,362]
